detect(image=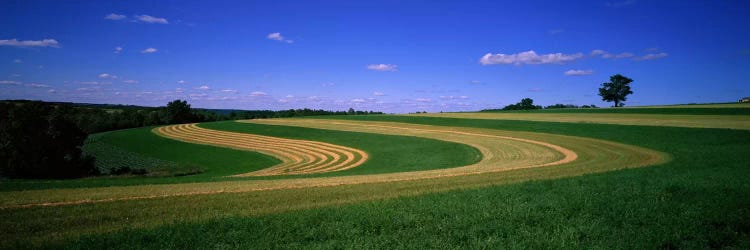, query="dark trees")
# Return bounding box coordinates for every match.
[599,74,634,107]
[502,98,542,110]
[0,99,384,179]
[164,100,194,124]
[0,102,97,179]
